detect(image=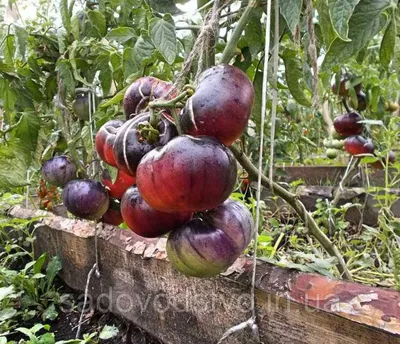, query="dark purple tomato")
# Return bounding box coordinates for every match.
[180,64,255,146]
[102,198,124,226]
[344,136,375,156]
[121,186,192,238]
[101,169,136,199]
[95,120,124,167]
[62,179,109,220]
[136,135,237,212]
[123,77,176,120]
[113,112,177,177]
[349,91,367,111]
[166,199,254,277]
[331,78,362,97]
[41,156,77,187]
[333,112,364,137]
